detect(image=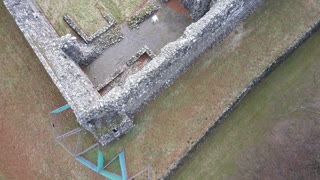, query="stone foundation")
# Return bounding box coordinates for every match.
[63,12,116,43]
[4,0,264,146]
